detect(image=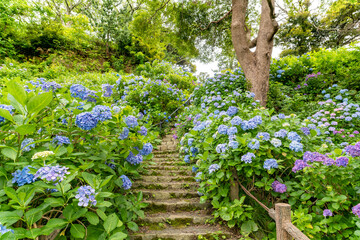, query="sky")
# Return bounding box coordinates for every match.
[194,45,283,76]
